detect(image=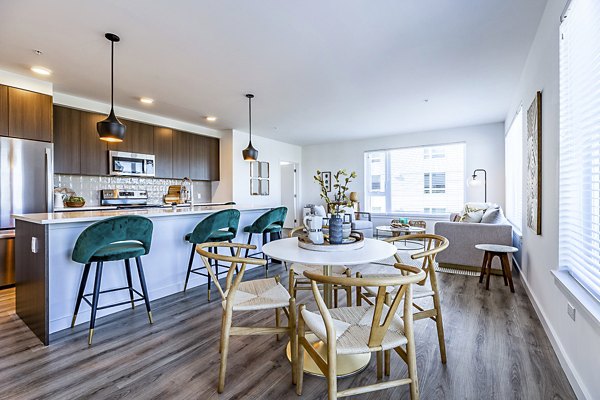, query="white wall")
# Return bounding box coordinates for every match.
[301,122,505,216]
[230,130,302,209]
[505,0,599,398]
